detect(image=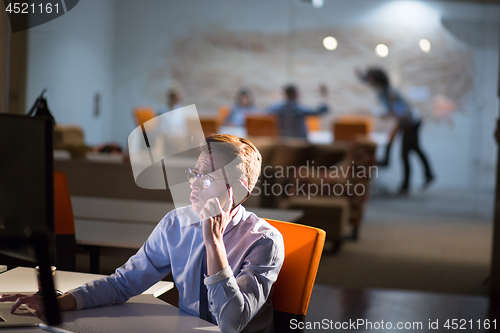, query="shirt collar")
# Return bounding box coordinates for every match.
[223,205,245,235]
